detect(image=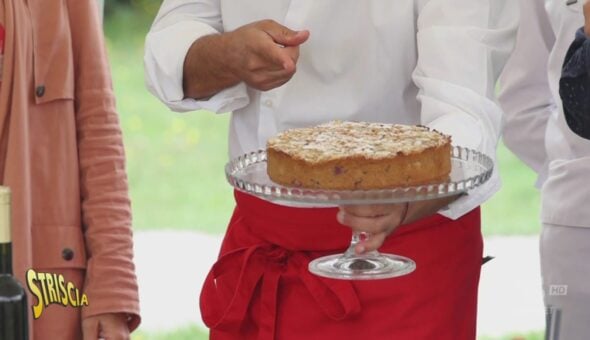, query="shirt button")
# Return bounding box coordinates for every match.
[263,99,273,108]
[35,85,45,98]
[62,248,74,261]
